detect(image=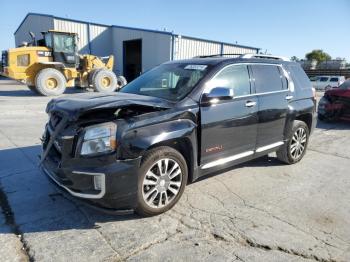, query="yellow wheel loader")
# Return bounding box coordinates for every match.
[0,30,127,96]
